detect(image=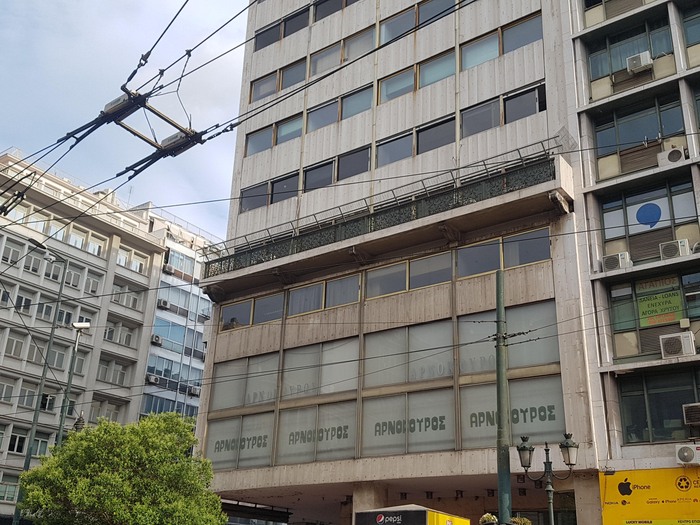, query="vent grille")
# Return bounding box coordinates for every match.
[683,403,700,426]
